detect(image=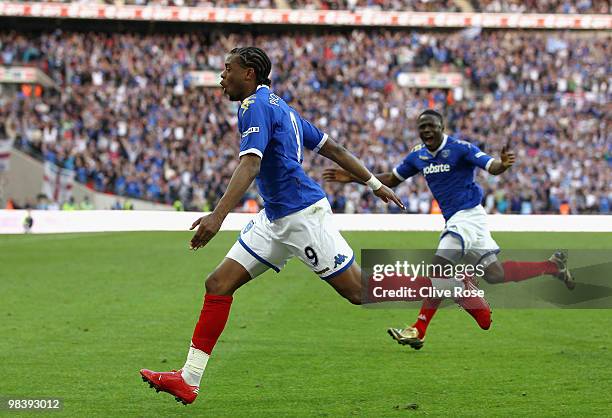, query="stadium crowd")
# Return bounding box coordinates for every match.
[473,0,610,14]
[11,0,612,13]
[0,29,610,214]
